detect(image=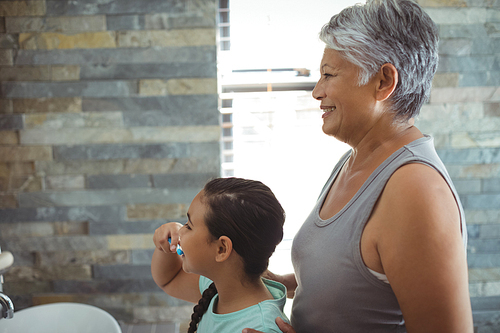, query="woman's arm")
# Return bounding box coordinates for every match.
[243,317,296,333]
[373,163,473,332]
[263,270,297,299]
[151,222,201,303]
